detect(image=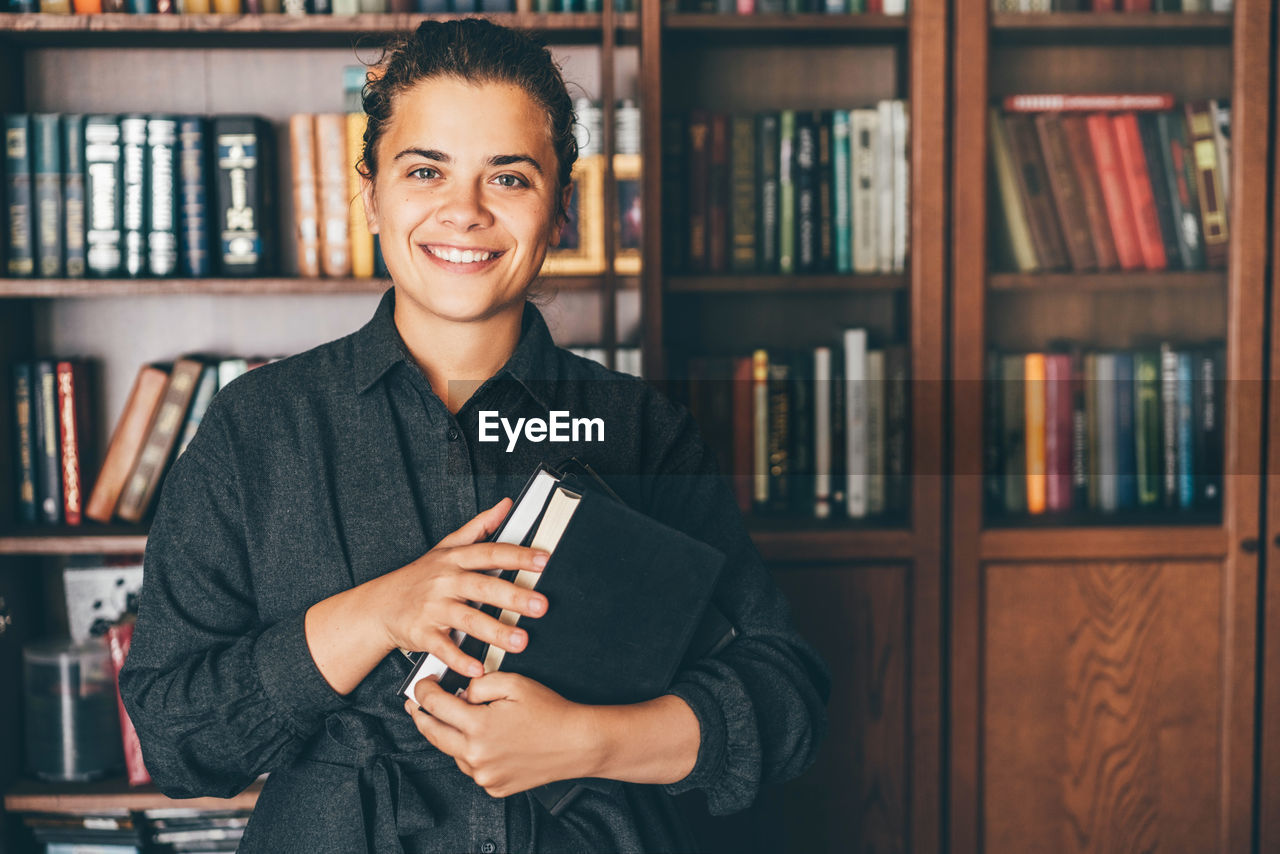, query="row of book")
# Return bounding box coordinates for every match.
[685,332,910,521]
[665,102,910,277]
[991,0,1231,10]
[4,113,283,279]
[11,356,264,527]
[9,0,637,13]
[984,344,1224,518]
[990,95,1231,274]
[23,806,251,854]
[670,0,907,12]
[568,346,643,377]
